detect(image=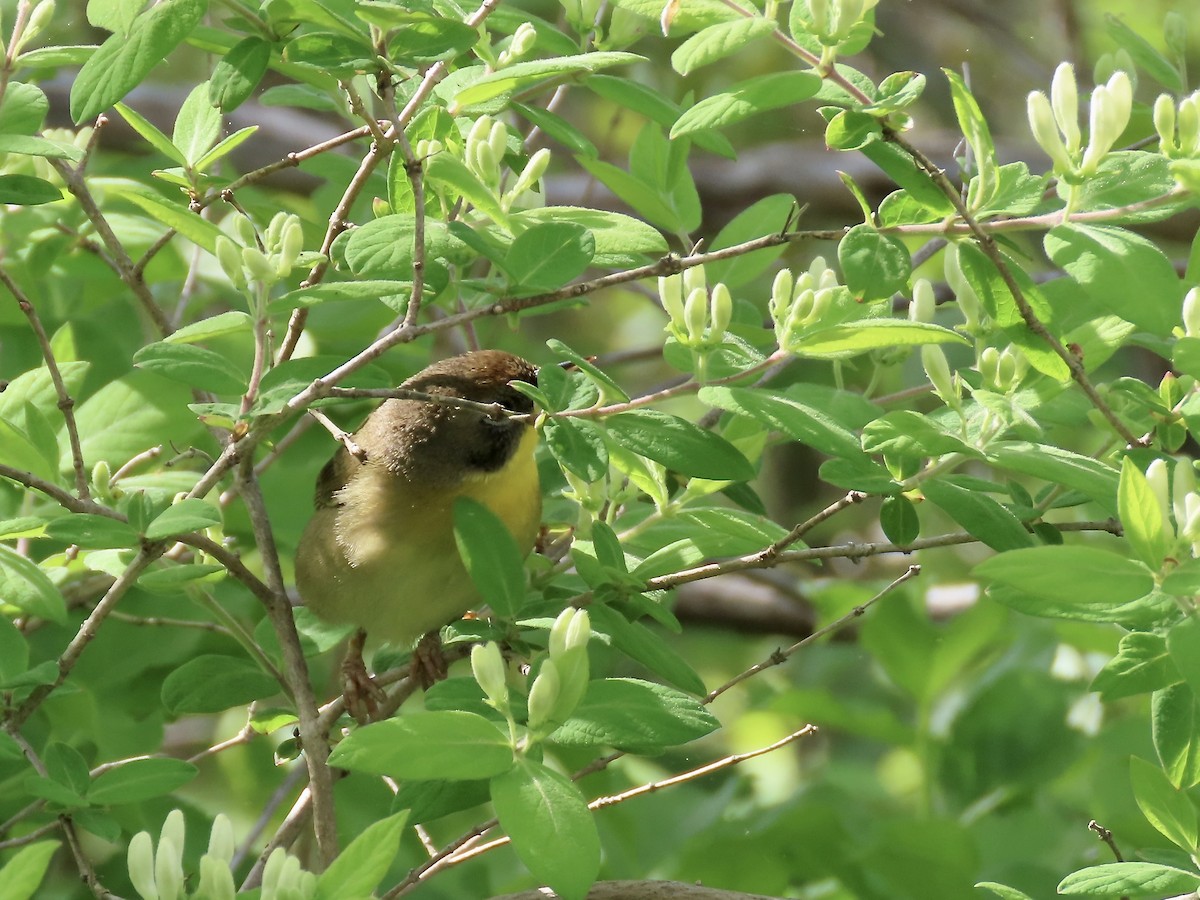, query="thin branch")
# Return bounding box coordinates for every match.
[0,820,58,850]
[241,786,313,890]
[307,408,366,461]
[752,490,868,564]
[231,765,308,872]
[109,445,163,483]
[0,265,90,499]
[705,565,921,705]
[439,726,820,874]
